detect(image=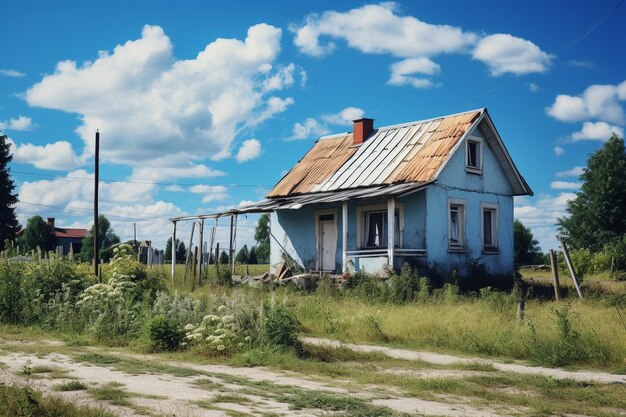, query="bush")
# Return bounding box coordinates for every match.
[263,303,301,350]
[183,305,244,354]
[0,260,26,324]
[388,265,419,303]
[146,315,184,352]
